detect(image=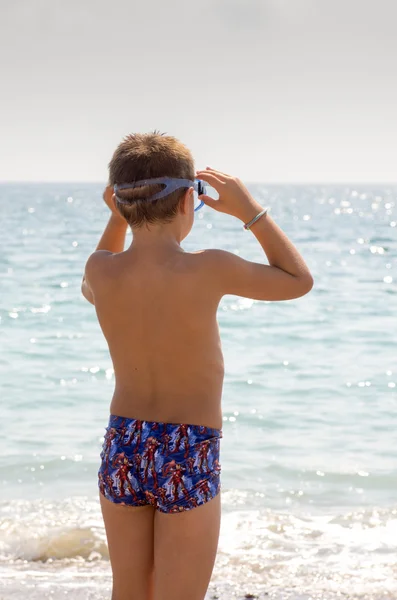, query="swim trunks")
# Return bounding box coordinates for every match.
[98,414,222,513]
